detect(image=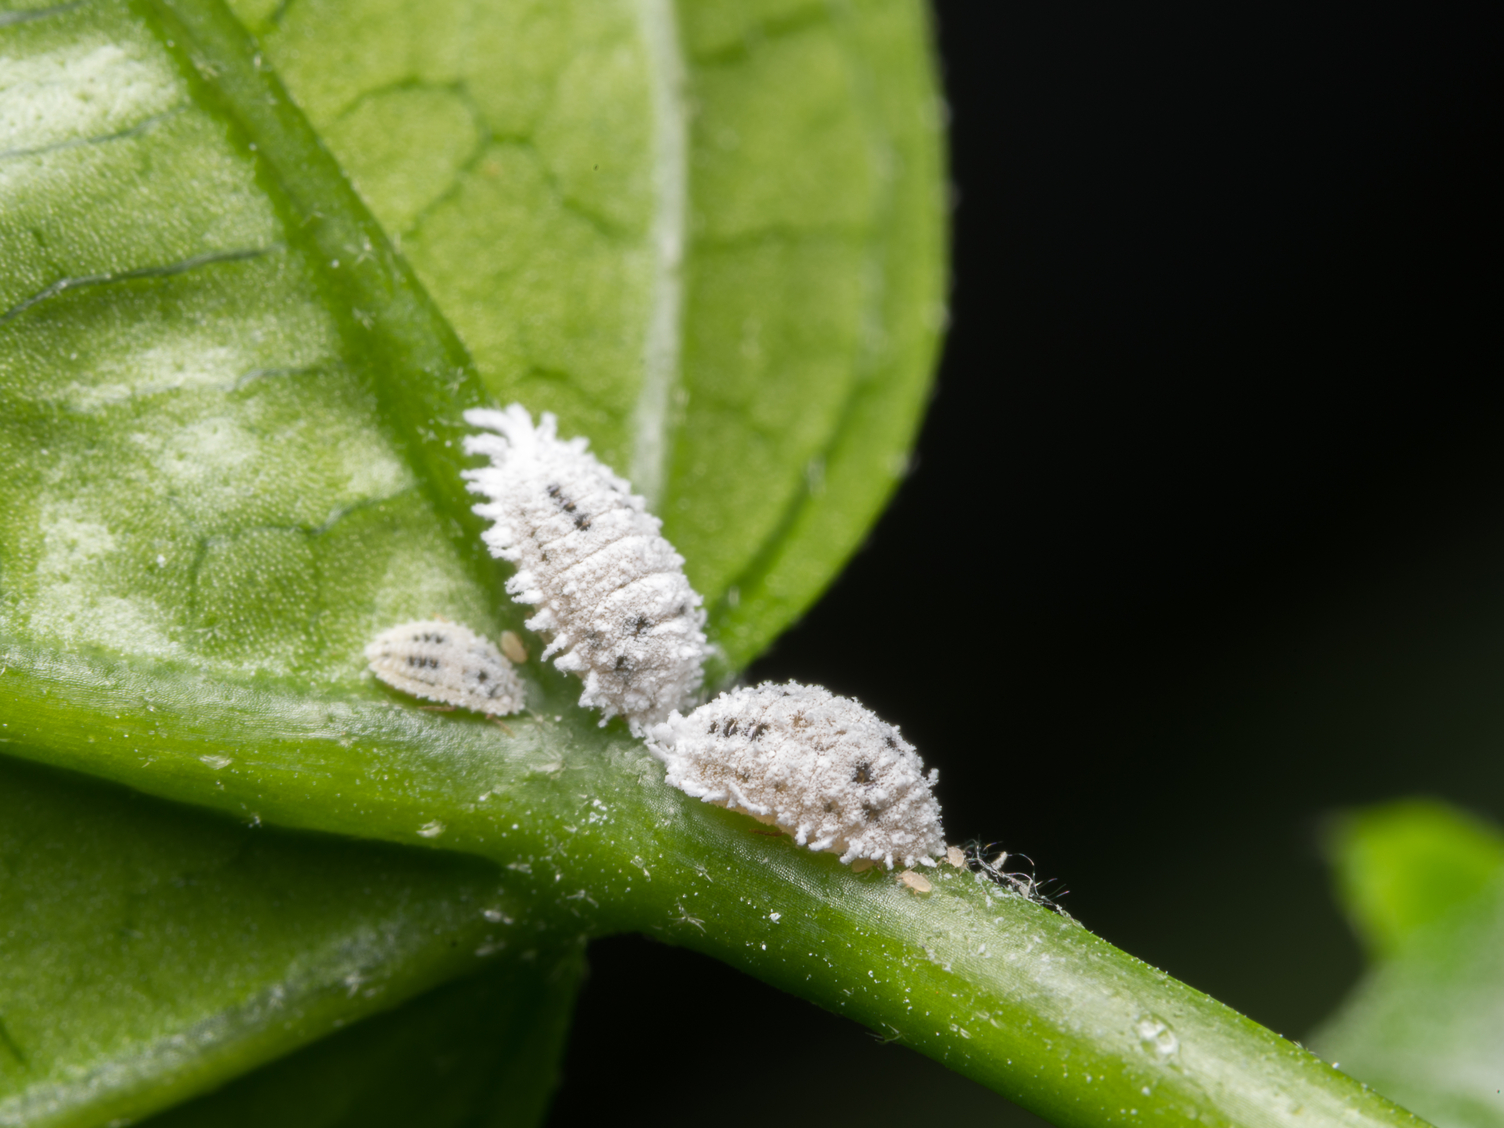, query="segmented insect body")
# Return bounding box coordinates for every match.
[646,681,946,869]
[365,619,525,715]
[462,405,711,731]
